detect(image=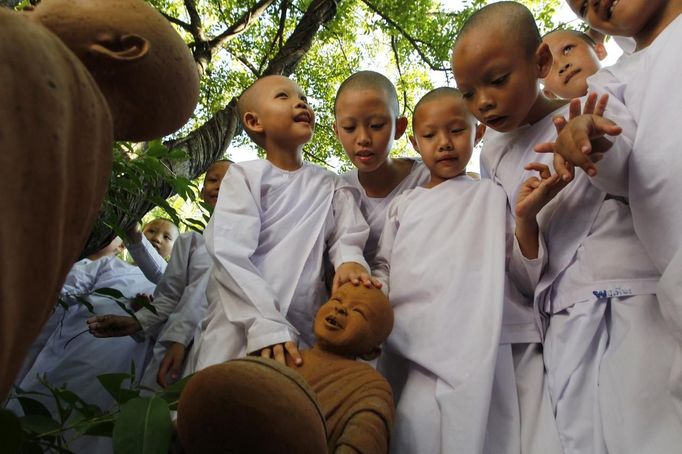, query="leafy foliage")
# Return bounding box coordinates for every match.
[5,370,192,453]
